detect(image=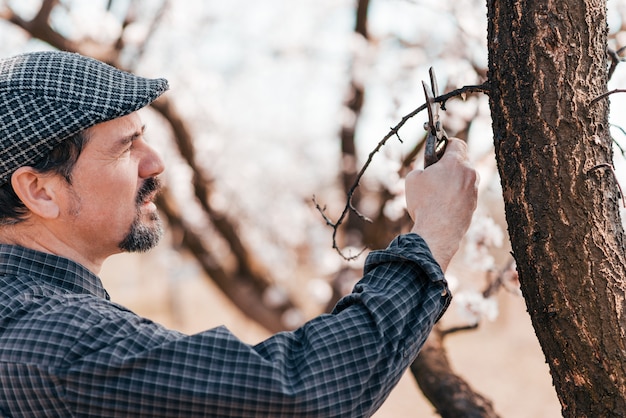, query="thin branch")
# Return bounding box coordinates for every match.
[483,258,518,298]
[0,4,22,25]
[440,257,518,337]
[4,0,116,62]
[317,82,490,260]
[607,46,626,80]
[440,323,479,337]
[590,88,626,105]
[435,83,491,108]
[32,0,57,24]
